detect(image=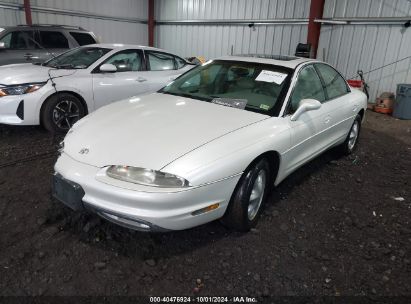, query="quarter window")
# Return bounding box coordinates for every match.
[147,51,176,71]
[103,50,142,72]
[39,31,69,49]
[290,65,325,112]
[315,63,349,100]
[70,32,96,46]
